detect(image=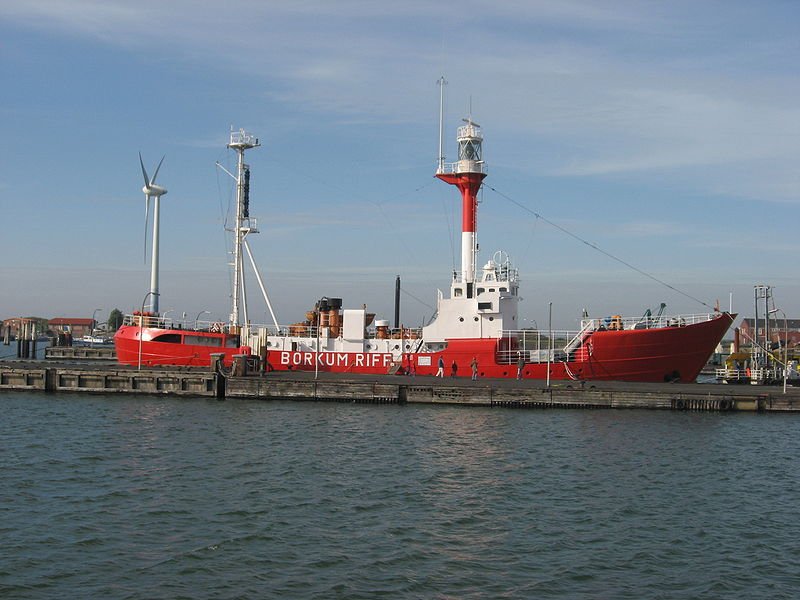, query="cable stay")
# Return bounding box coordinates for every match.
[486,185,713,310]
[400,287,436,313]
